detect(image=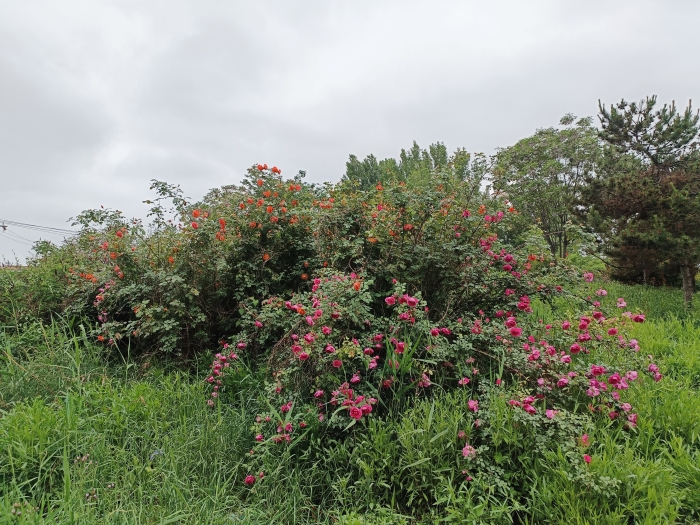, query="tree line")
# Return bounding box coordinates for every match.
[342,96,700,306]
